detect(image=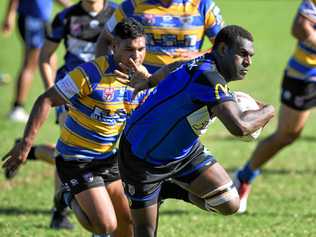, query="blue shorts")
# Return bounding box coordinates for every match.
[119,135,217,209]
[18,14,47,48]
